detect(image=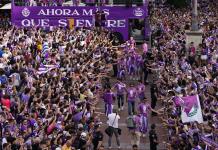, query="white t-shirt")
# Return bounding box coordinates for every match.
[107,113,120,128]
